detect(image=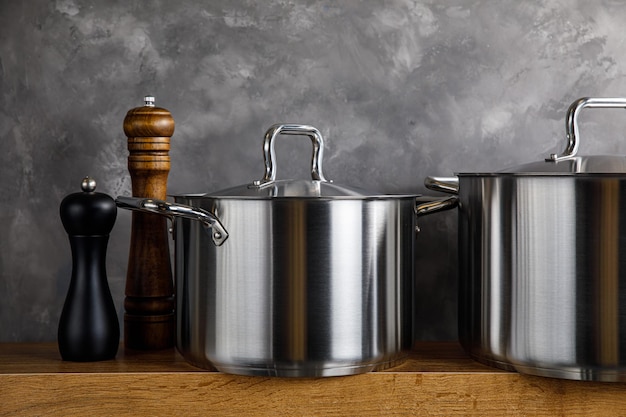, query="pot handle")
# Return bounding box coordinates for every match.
[424,176,459,195]
[548,97,626,162]
[415,195,458,217]
[414,195,458,233]
[252,124,328,187]
[115,196,229,246]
